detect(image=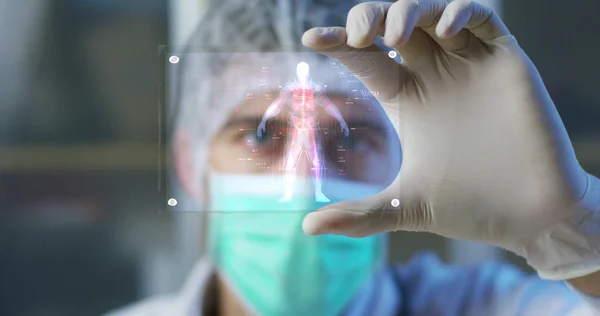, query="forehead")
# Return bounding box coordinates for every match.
[206,52,389,126]
[217,53,339,87]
